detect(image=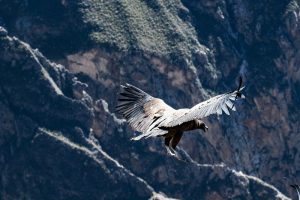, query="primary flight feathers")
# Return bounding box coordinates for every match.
[116,79,245,152]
